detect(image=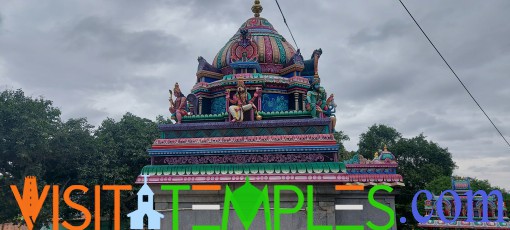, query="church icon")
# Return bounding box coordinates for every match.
[127,175,164,229]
